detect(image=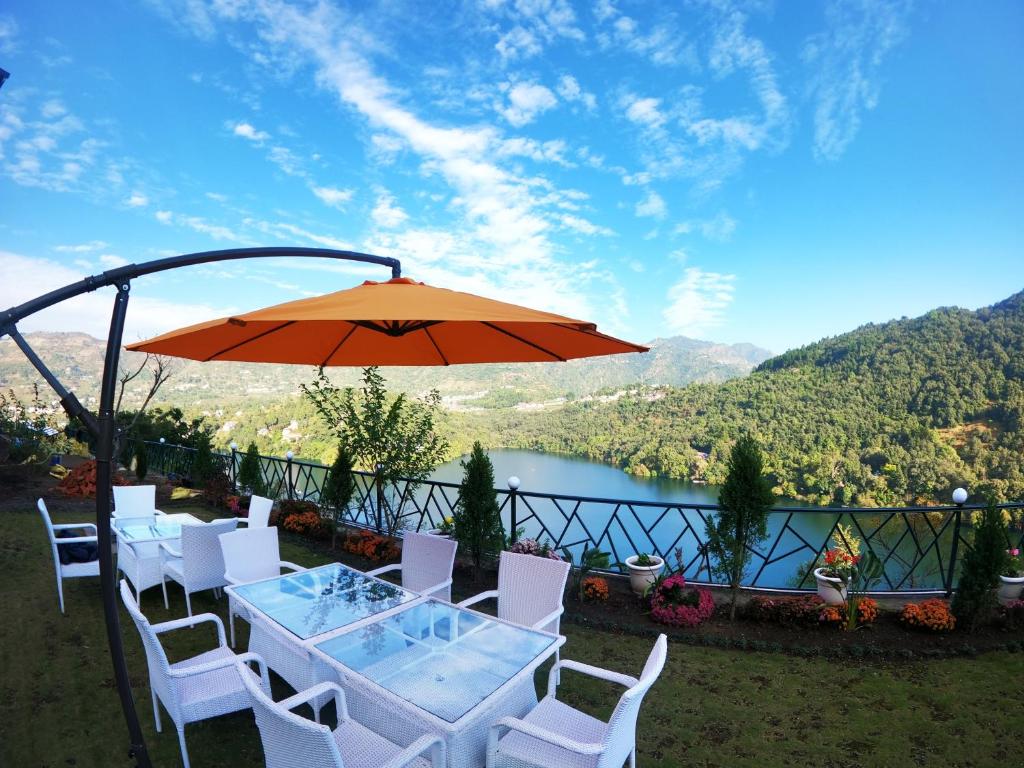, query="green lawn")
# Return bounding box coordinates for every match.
[3,501,1023,768]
